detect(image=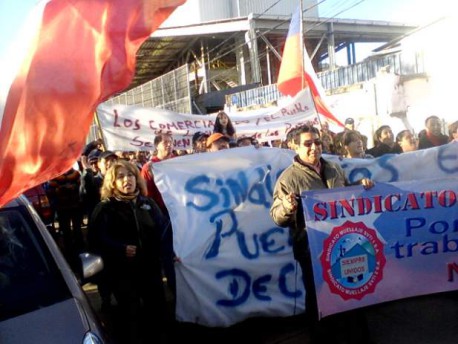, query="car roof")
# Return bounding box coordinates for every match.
[2,196,29,209]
